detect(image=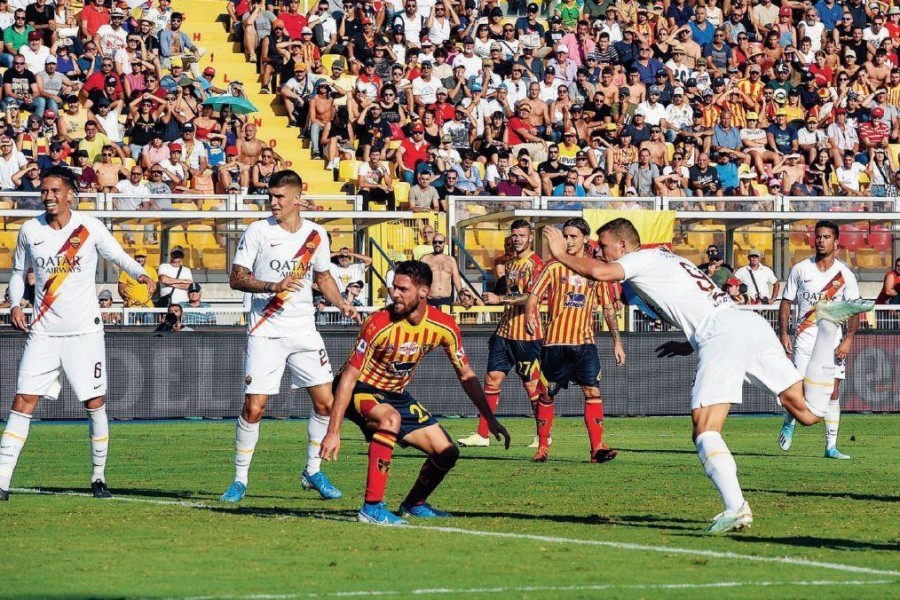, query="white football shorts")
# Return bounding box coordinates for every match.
[244,330,333,395]
[16,331,107,401]
[692,309,802,410]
